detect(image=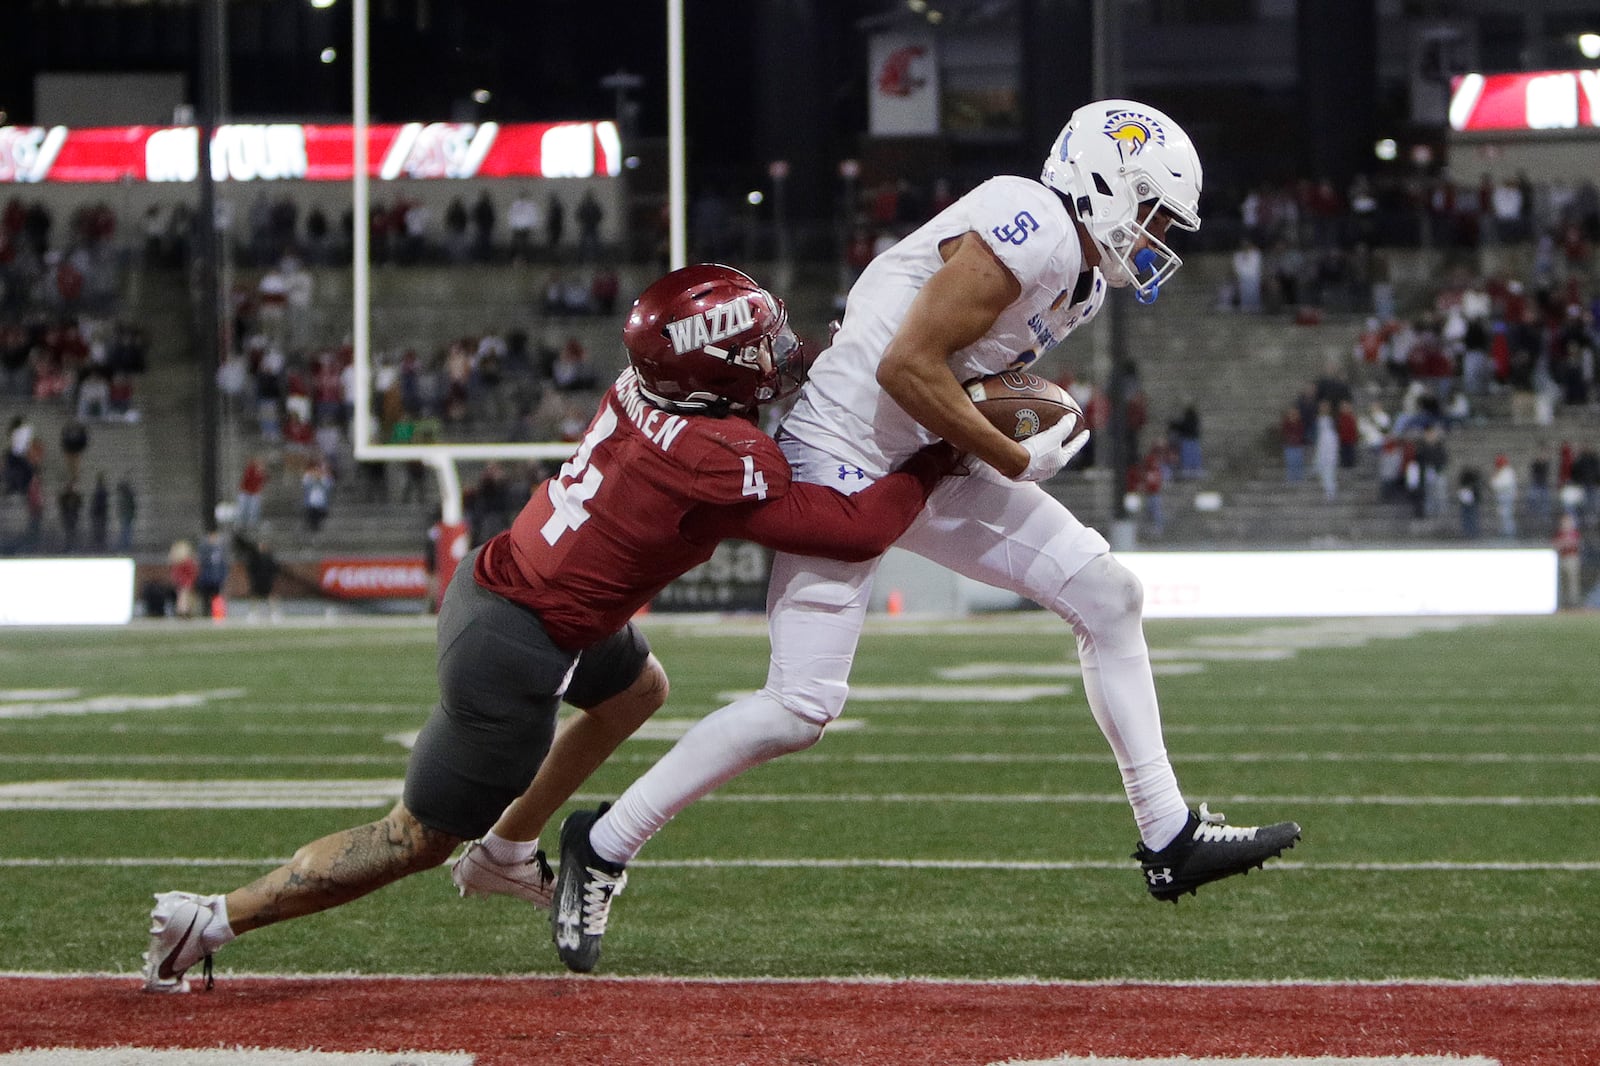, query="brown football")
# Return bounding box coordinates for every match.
[964,370,1085,442]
